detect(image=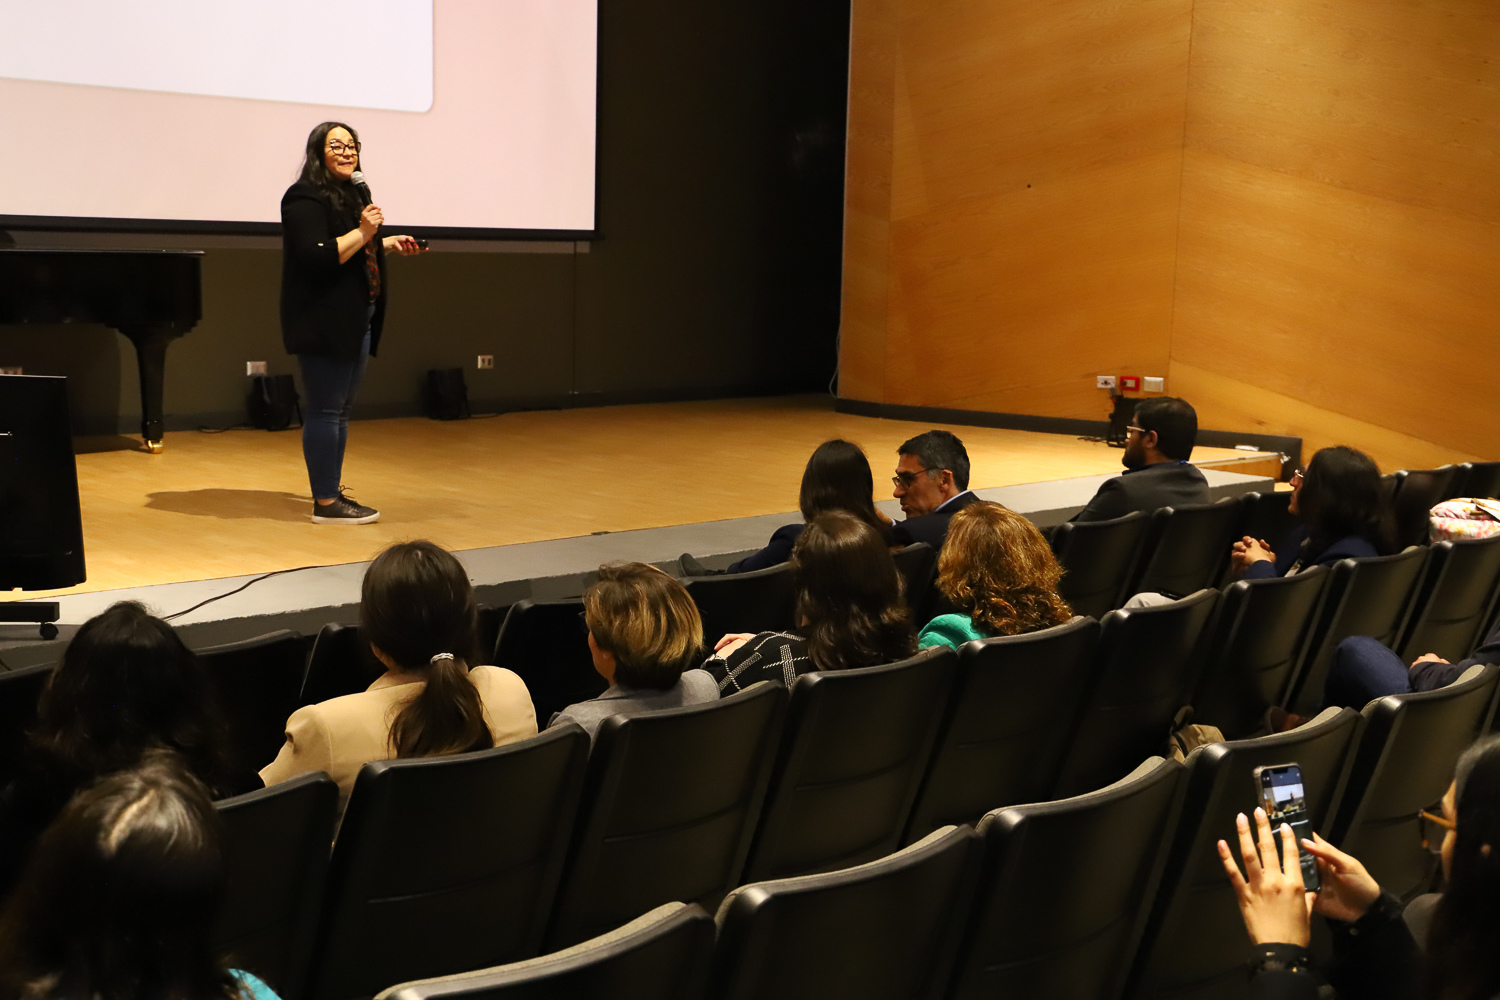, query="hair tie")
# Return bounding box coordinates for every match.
[429,653,455,665]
